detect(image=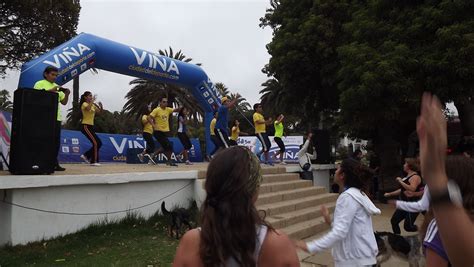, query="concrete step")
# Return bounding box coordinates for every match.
[260,166,287,175]
[259,180,312,194]
[258,193,338,216]
[256,186,326,206]
[282,216,332,240]
[265,202,337,229]
[262,173,299,184]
